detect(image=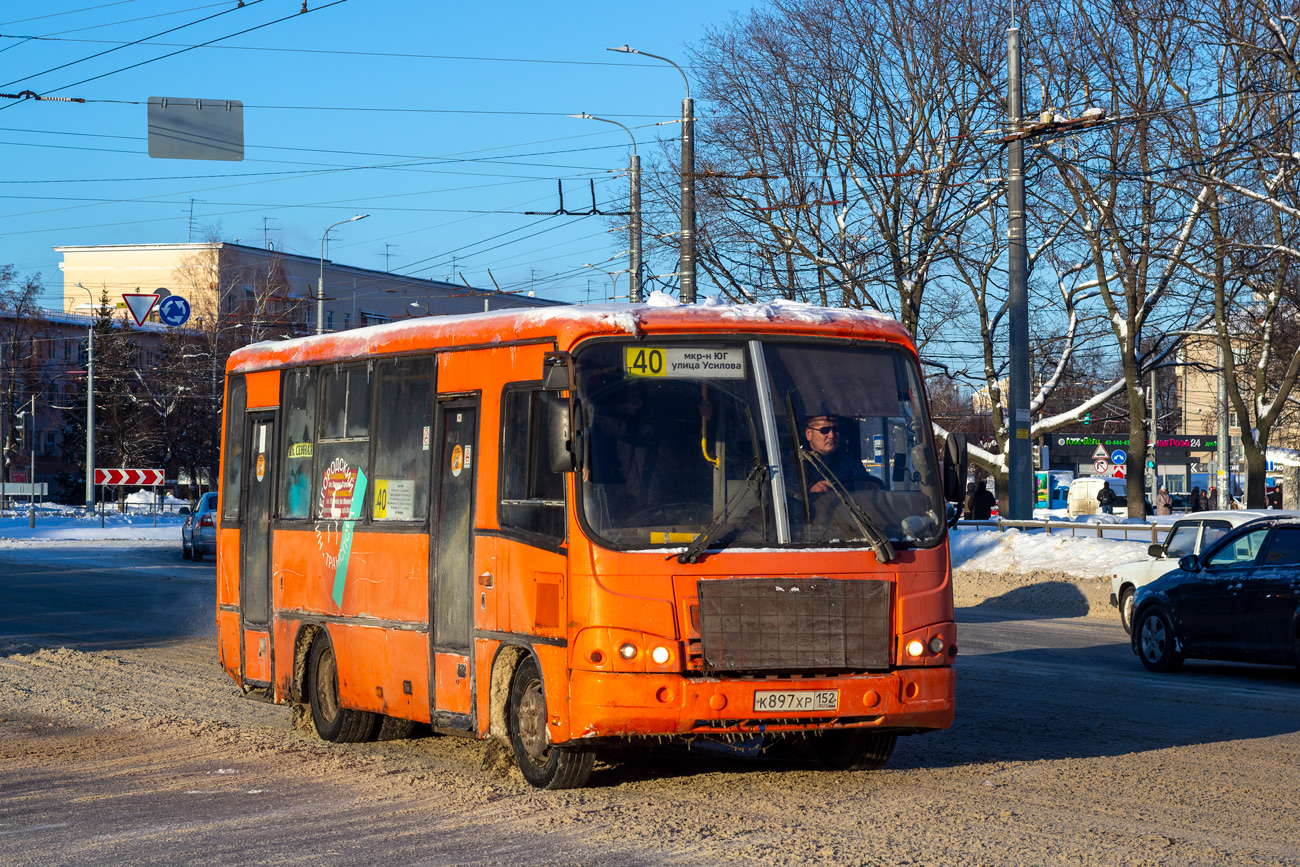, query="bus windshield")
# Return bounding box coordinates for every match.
[574,339,945,550]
